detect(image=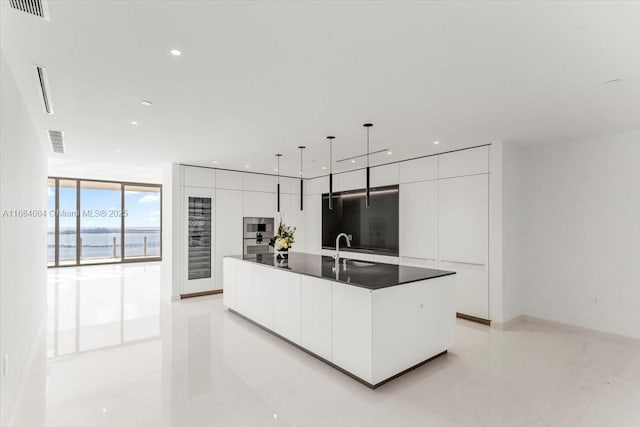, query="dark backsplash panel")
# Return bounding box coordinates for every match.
[322,185,399,255]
